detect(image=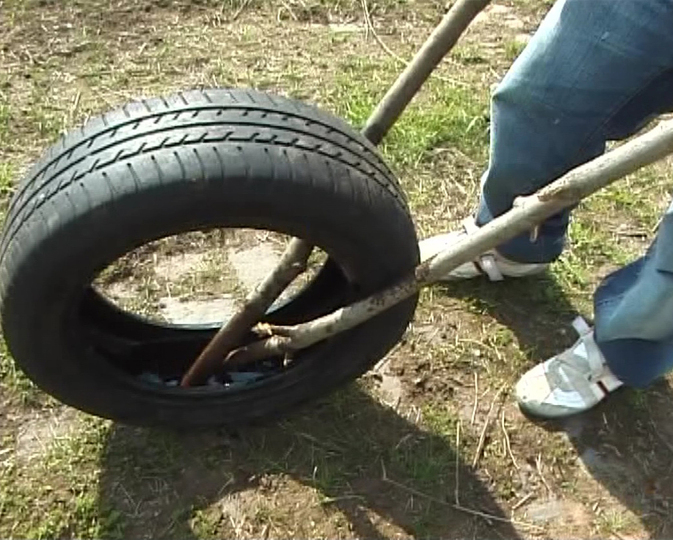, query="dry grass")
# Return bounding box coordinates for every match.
[1,0,673,538]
